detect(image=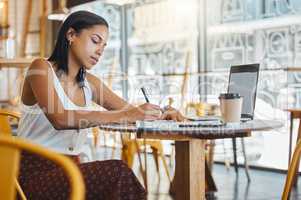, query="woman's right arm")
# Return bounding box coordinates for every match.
[26,59,160,130]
